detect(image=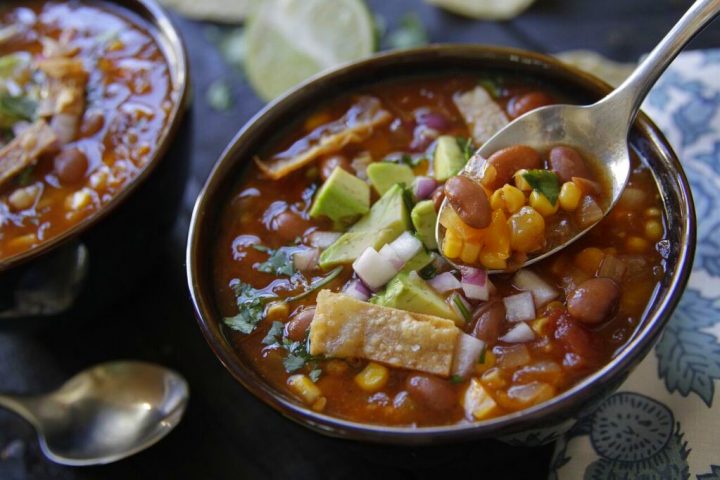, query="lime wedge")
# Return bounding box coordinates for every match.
[425,0,536,20]
[245,0,375,101]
